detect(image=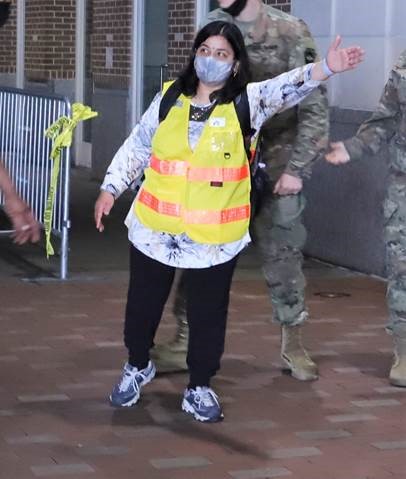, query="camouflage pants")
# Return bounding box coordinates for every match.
[384,179,406,335]
[252,188,308,326]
